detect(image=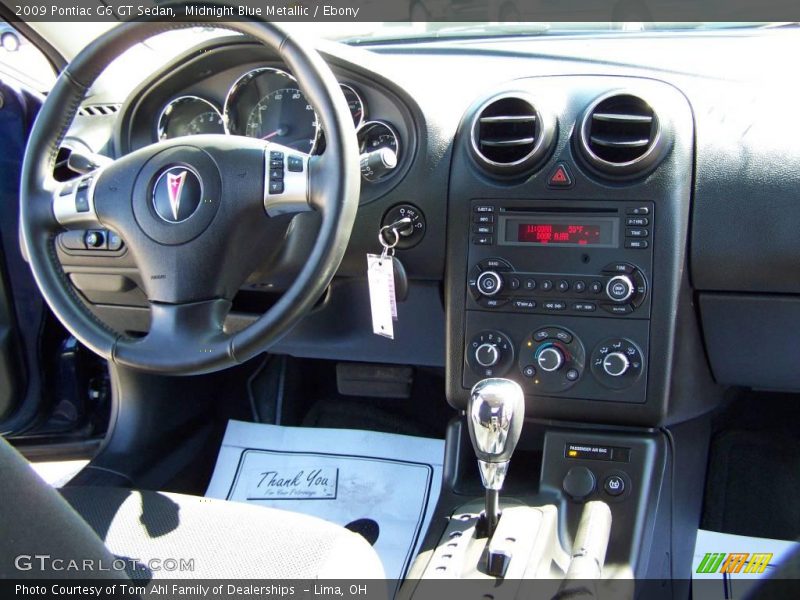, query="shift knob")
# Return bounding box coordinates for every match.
[468,378,525,491]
